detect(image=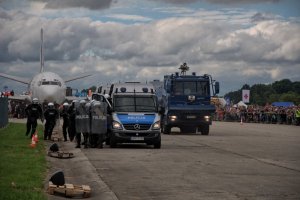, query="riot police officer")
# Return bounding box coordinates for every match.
[25,98,43,138]
[44,102,59,140]
[90,100,107,148]
[60,102,70,141]
[68,100,78,142]
[75,100,90,148]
